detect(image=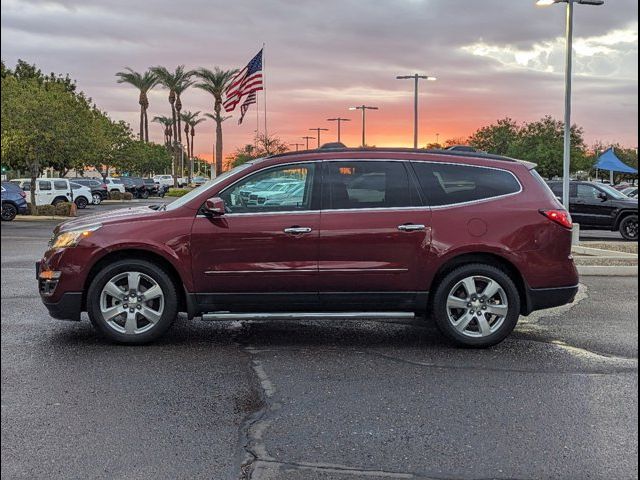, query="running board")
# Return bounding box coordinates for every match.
[201,312,415,321]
